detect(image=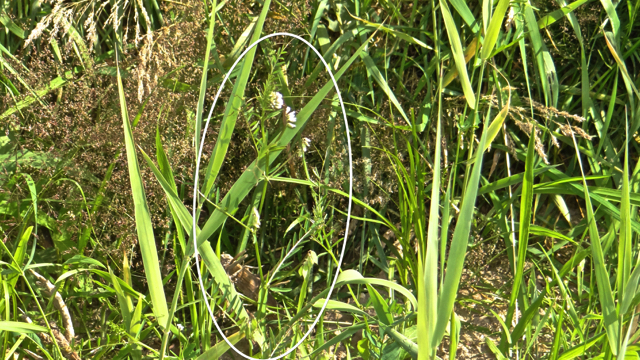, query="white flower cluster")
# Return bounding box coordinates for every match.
[302,137,311,152]
[269,91,297,128]
[285,106,297,128]
[269,91,284,110]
